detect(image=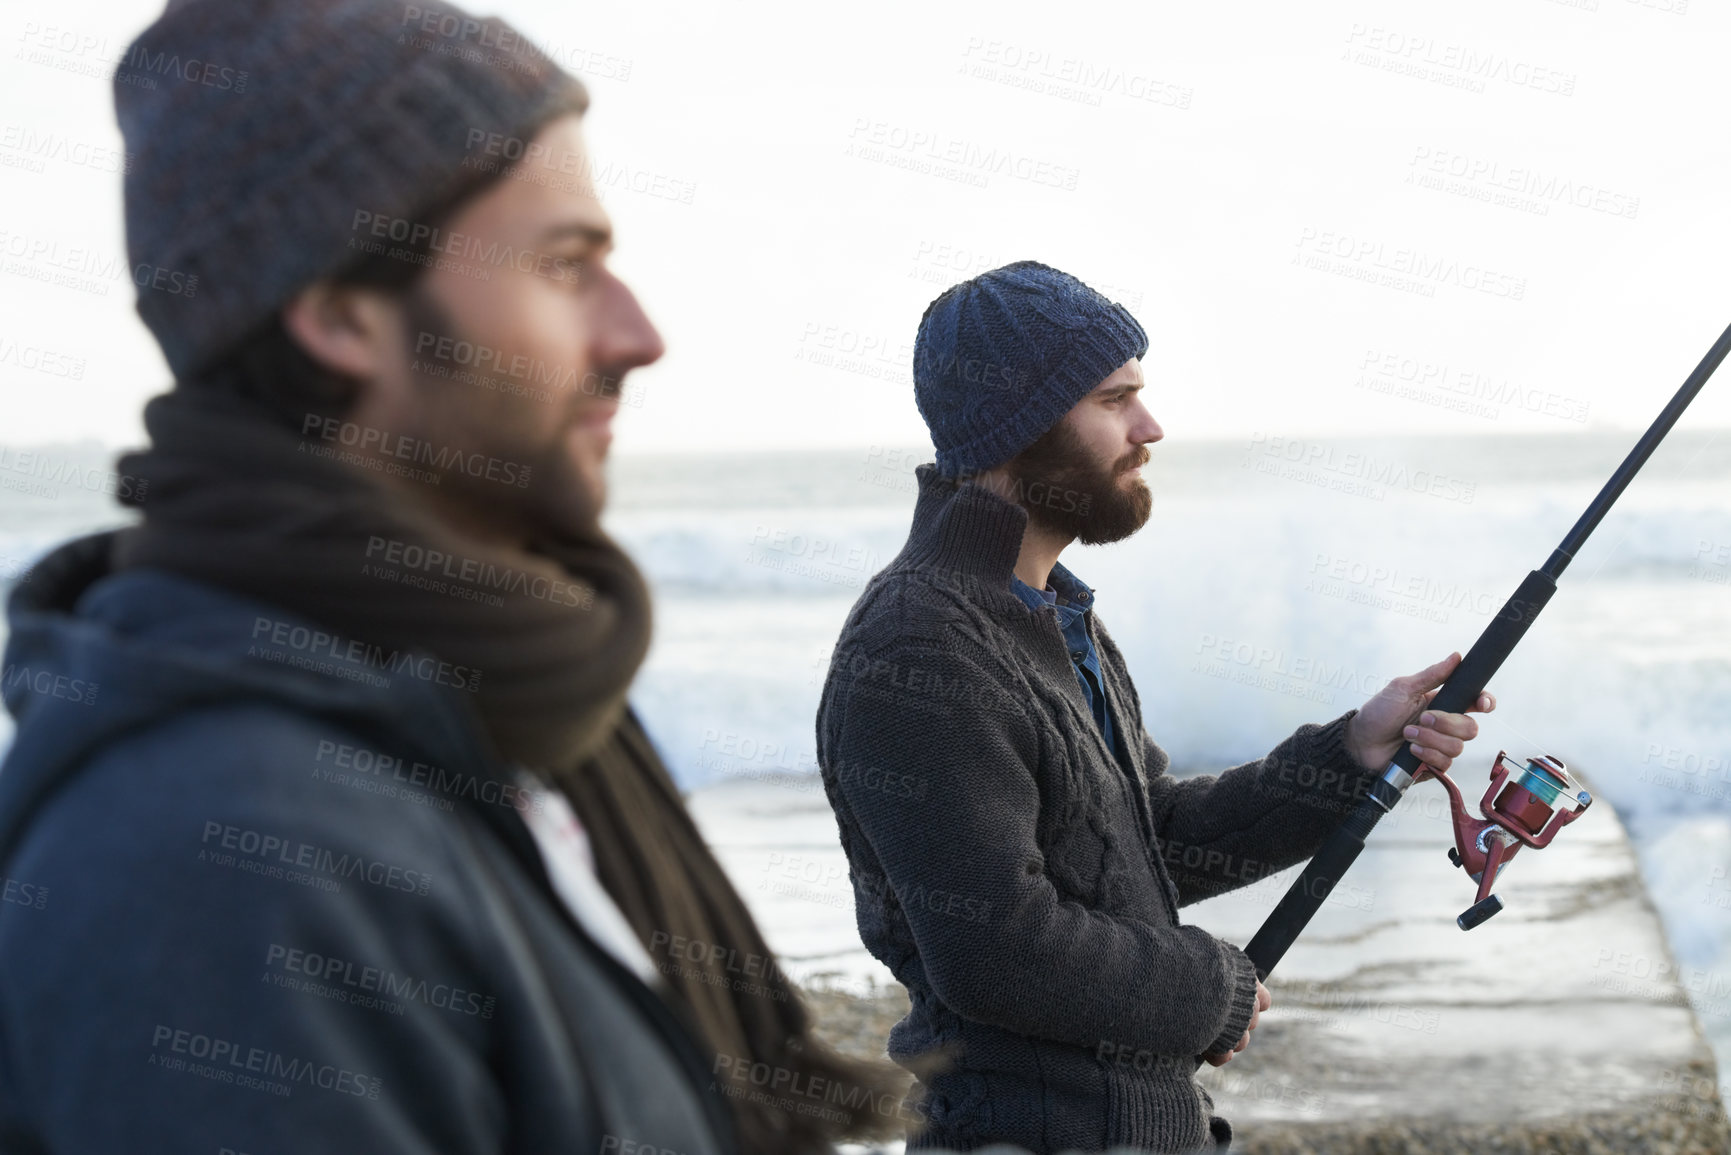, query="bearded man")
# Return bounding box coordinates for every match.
[815,261,1494,1153]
